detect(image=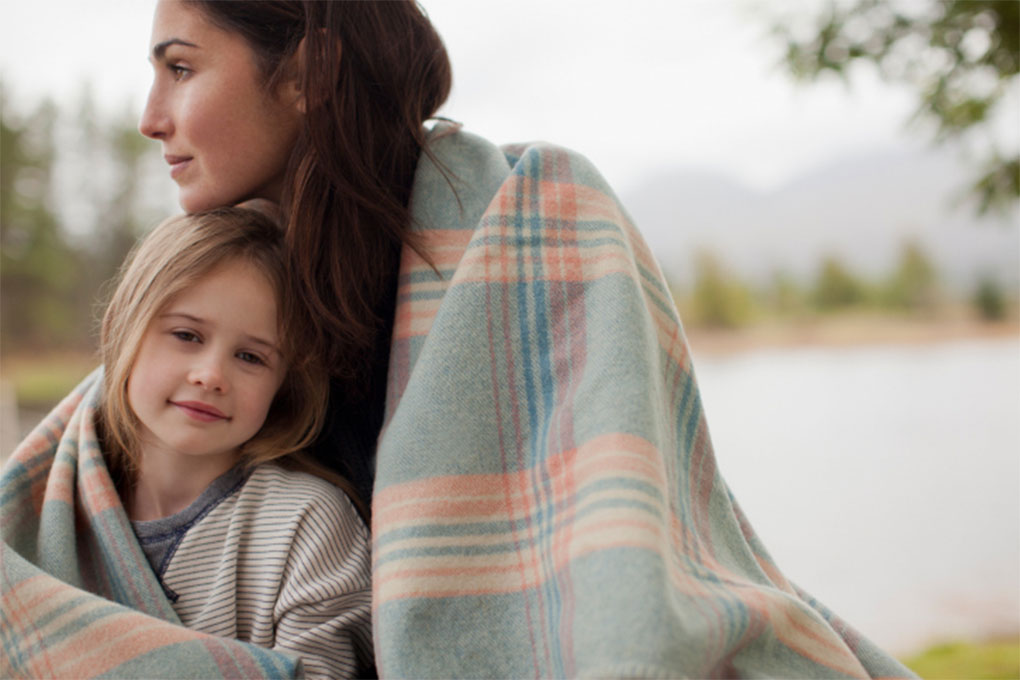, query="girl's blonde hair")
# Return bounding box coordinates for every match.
[98,207,329,490]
